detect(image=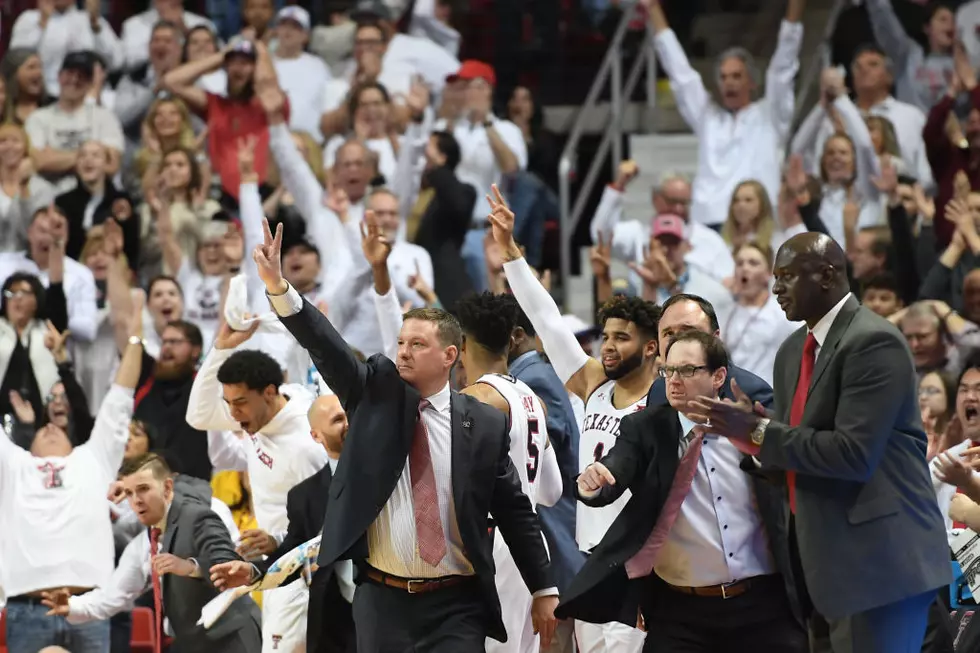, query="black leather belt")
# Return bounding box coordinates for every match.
[364,567,472,594]
[664,574,778,600]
